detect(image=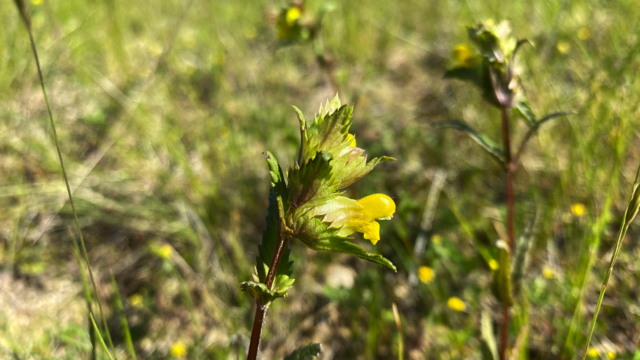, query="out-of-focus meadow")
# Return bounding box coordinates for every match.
[2,0,640,359]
